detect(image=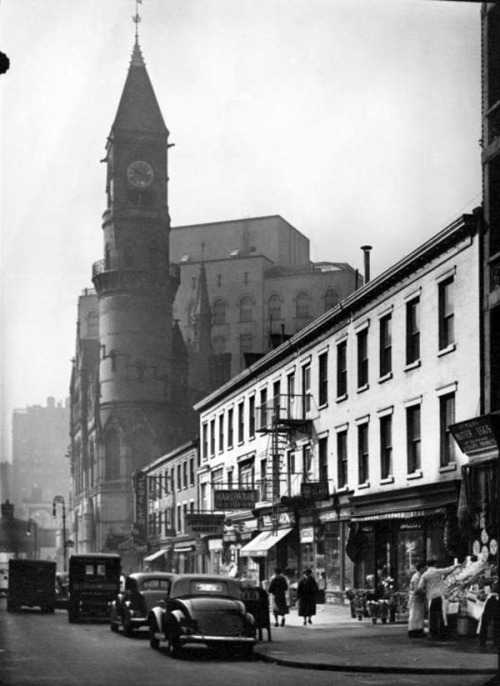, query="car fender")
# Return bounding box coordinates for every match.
[148,606,164,632]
